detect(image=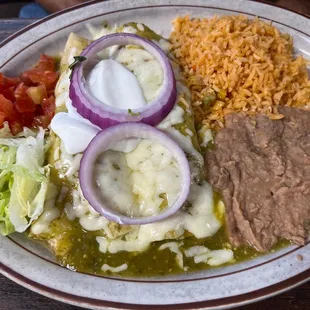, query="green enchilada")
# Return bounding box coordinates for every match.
[22,23,234,276]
